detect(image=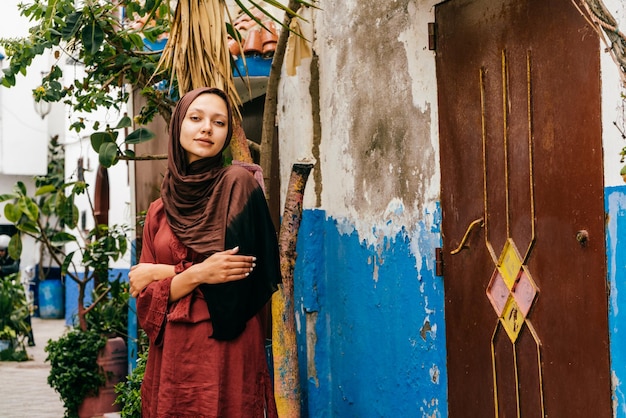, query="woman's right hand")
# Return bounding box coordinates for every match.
[190,246,256,284]
[168,246,256,302]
